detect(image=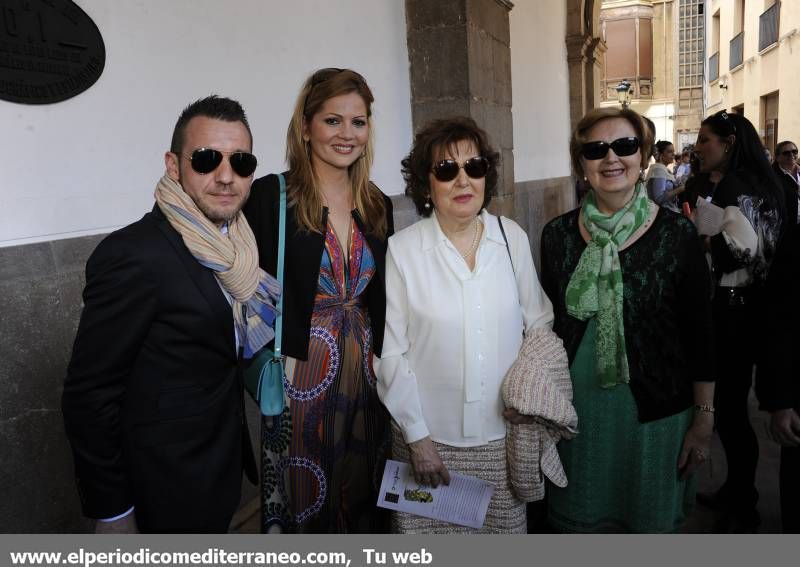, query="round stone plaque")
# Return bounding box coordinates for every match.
[0,0,106,104]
